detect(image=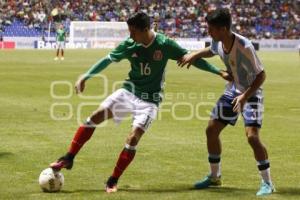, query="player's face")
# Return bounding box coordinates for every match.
[207,24,226,41]
[128,26,146,43]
